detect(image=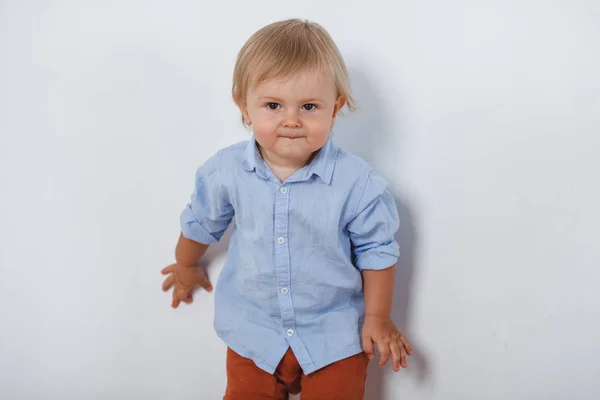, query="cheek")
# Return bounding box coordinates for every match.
[252,110,277,125]
[306,115,333,136]
[251,112,274,128]
[251,119,277,146]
